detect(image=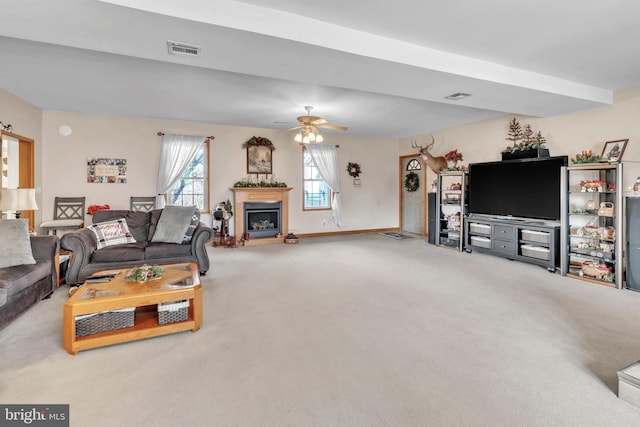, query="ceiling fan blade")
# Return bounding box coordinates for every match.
[281,125,303,132]
[310,118,327,125]
[318,124,348,131]
[297,115,324,124]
